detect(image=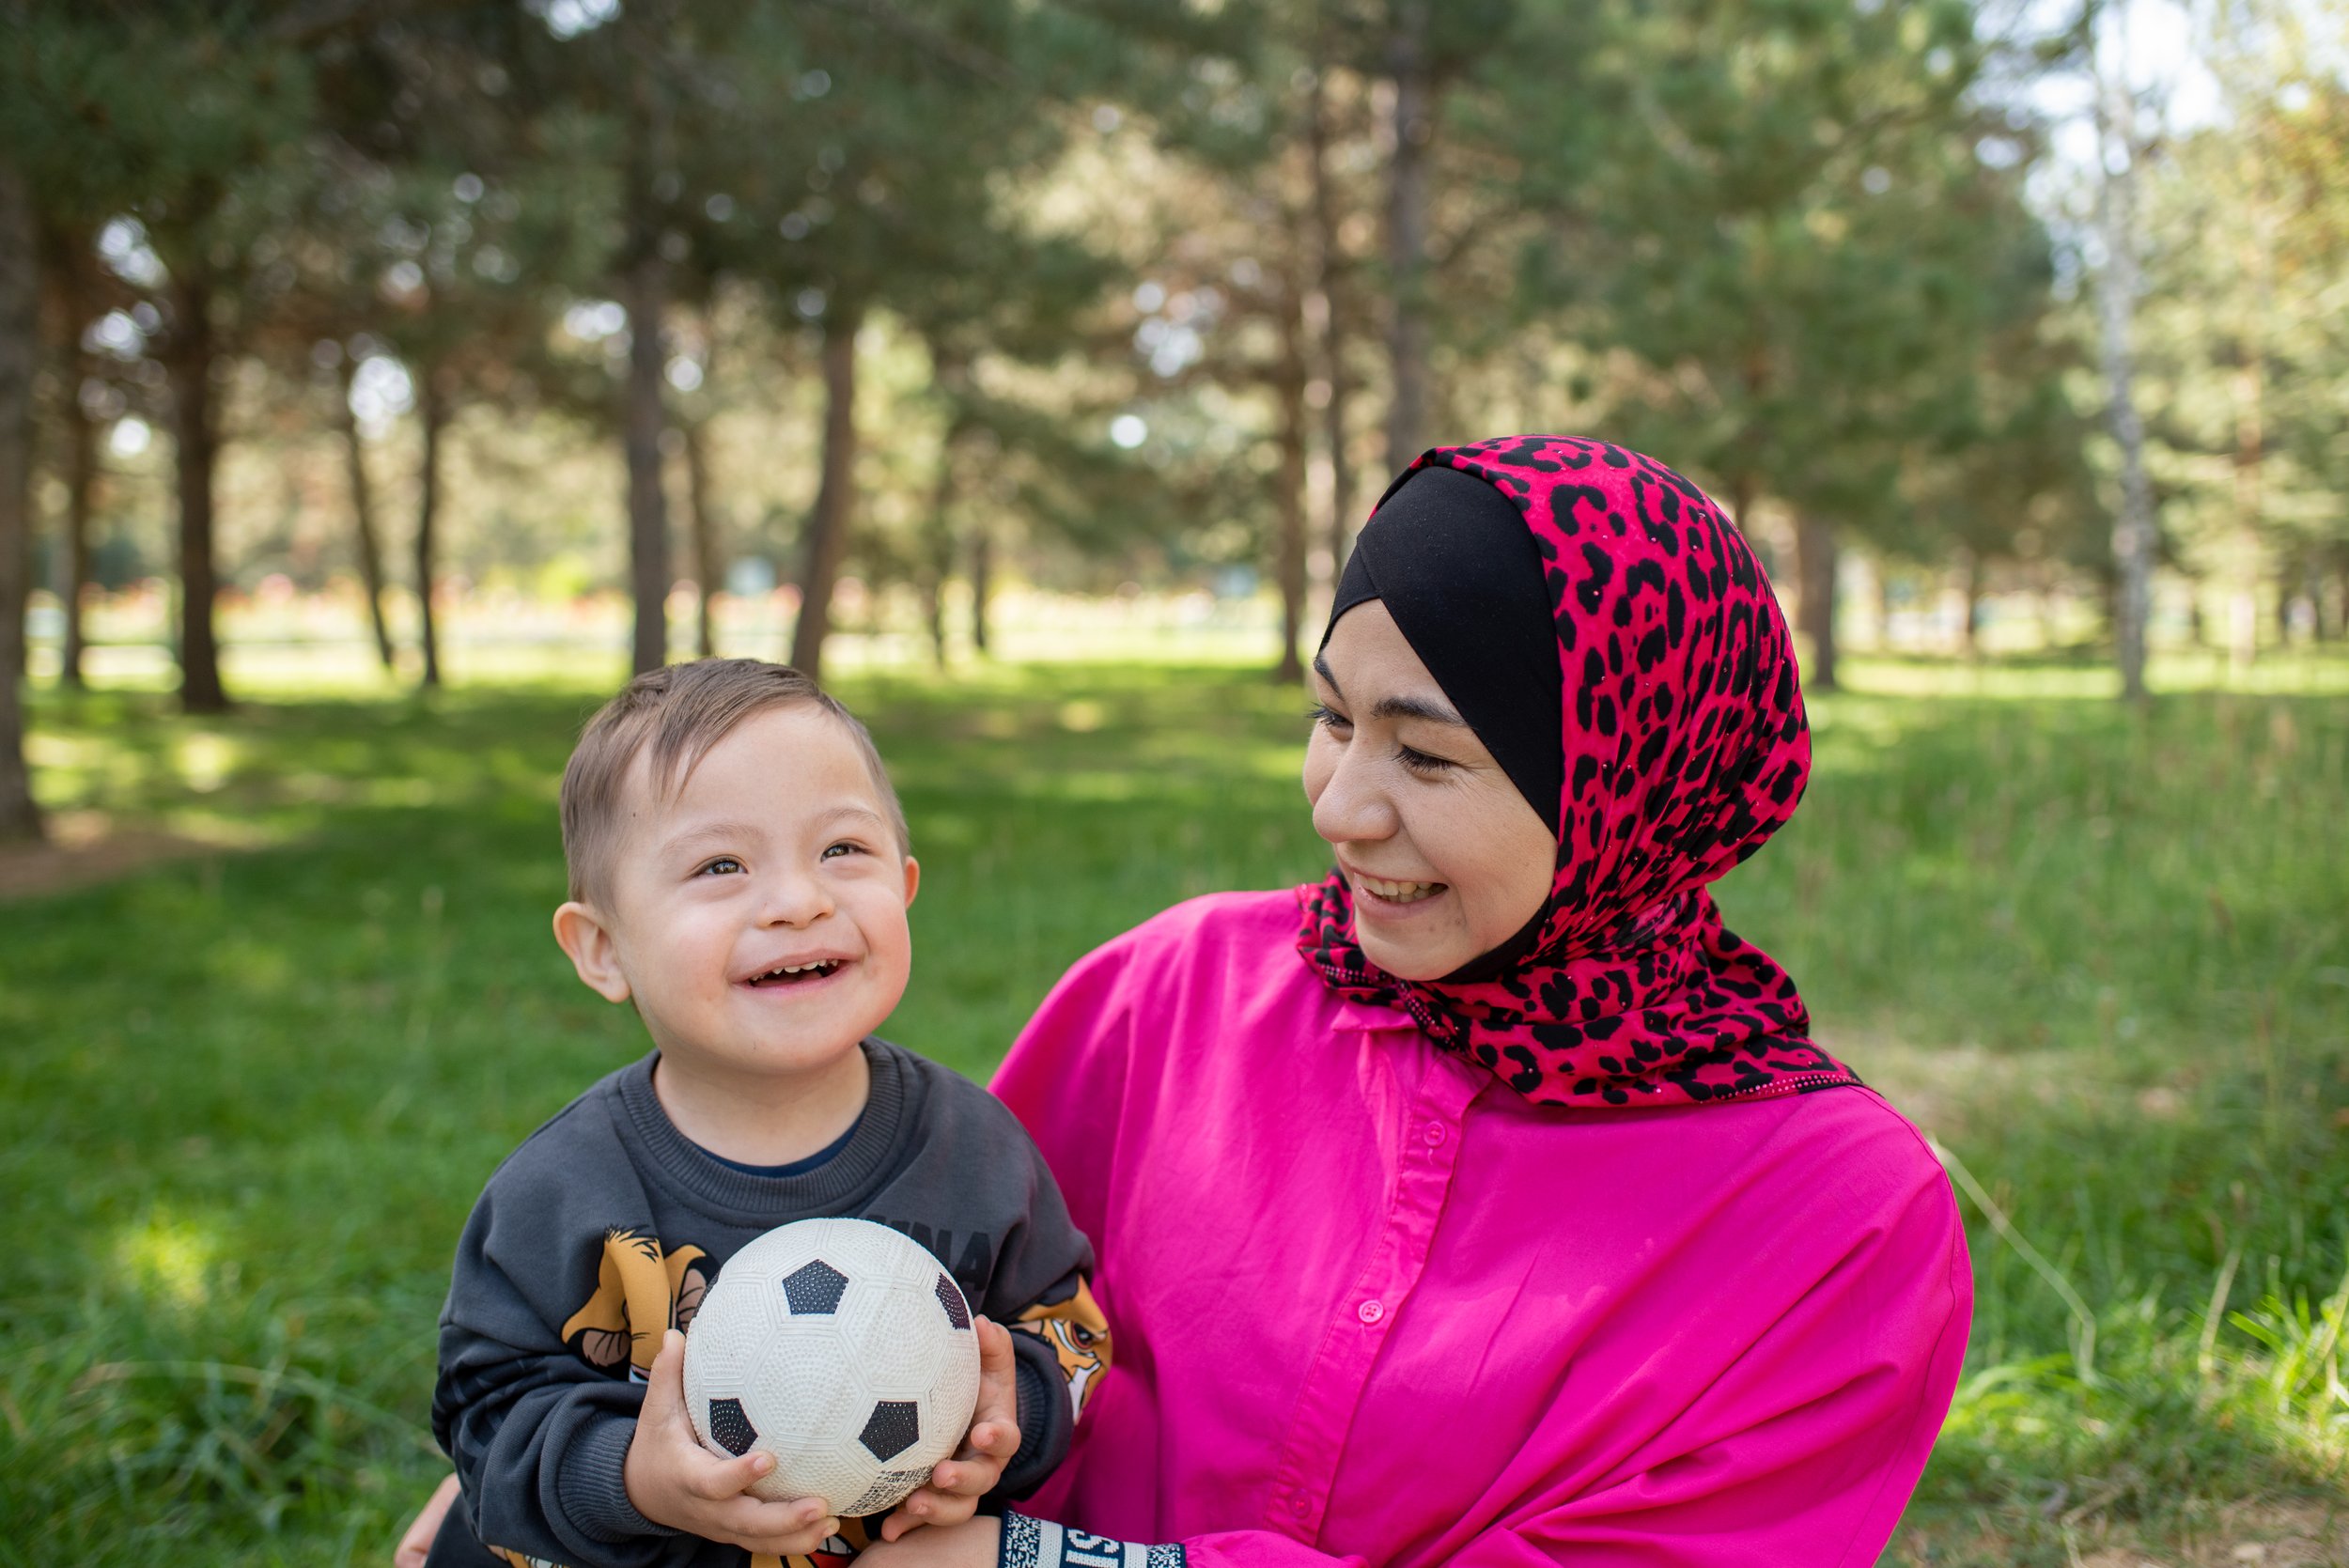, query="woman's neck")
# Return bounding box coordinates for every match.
[650,1044,871,1167]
